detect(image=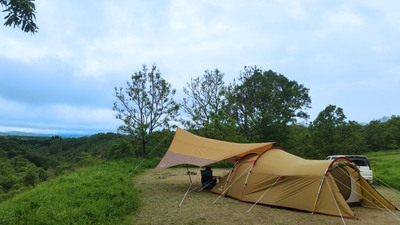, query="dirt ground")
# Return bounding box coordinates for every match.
[131,168,400,225]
